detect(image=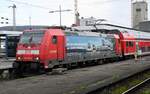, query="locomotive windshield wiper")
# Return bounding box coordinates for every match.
[29,36,33,43]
